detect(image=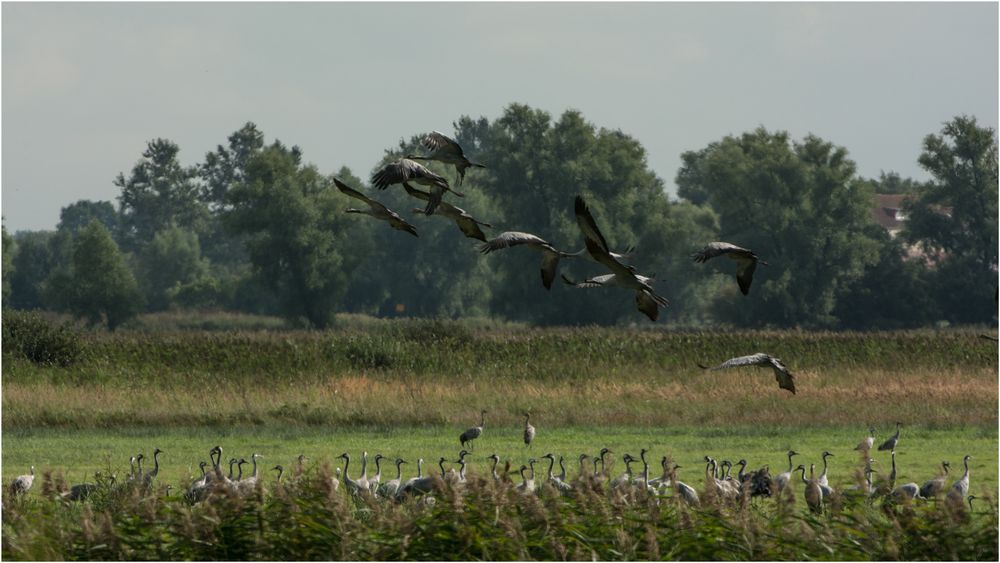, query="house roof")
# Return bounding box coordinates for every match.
[871,194,912,231]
